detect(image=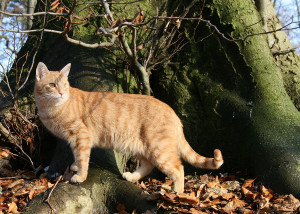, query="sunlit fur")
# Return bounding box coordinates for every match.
[34,62,224,194]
